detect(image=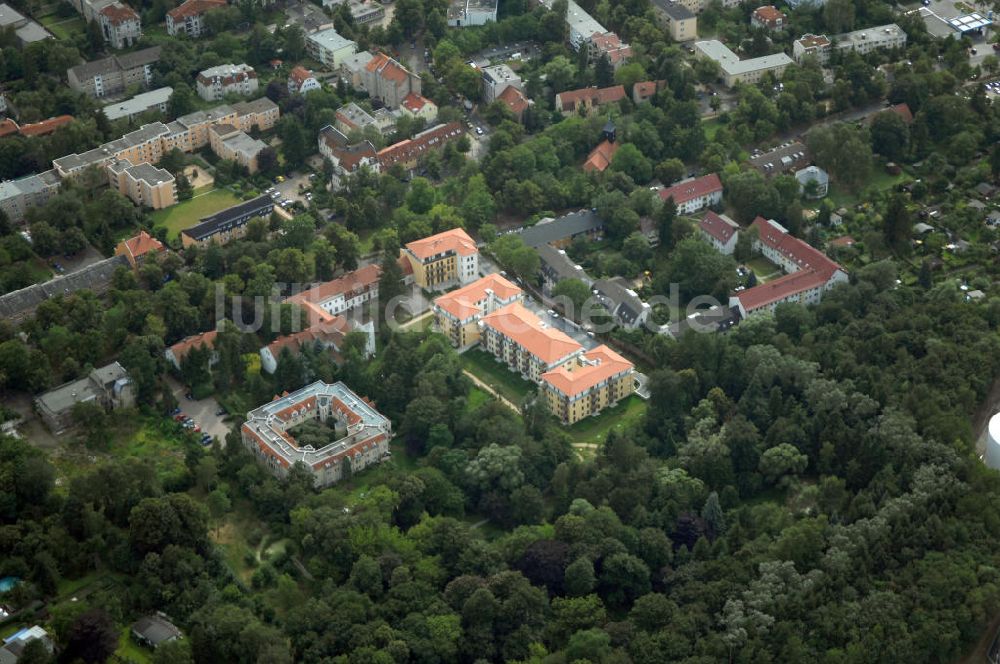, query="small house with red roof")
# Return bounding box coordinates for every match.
[698,211,740,255]
[398,92,437,123]
[287,66,321,95]
[659,173,723,214]
[165,329,219,370]
[114,230,165,270]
